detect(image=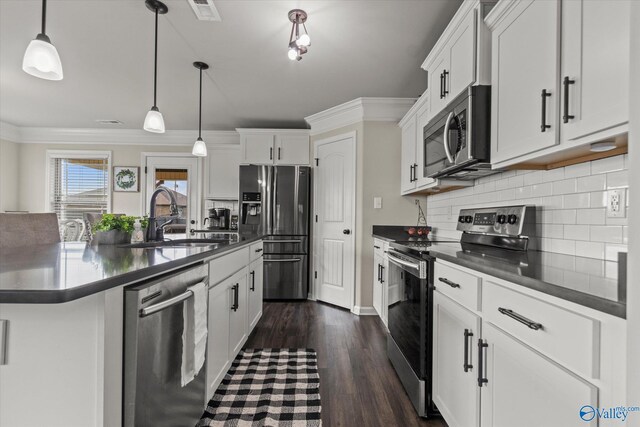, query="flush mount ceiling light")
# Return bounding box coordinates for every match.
[22,0,63,80]
[287,9,310,61]
[192,61,209,157]
[590,141,617,152]
[143,0,169,134]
